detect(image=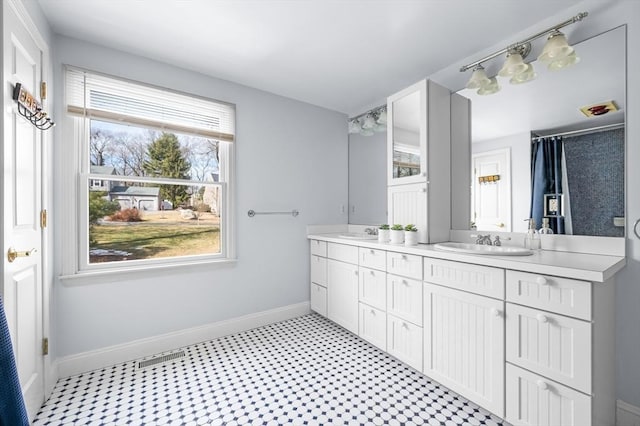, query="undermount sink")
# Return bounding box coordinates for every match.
[434,242,533,256]
[339,232,377,240]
